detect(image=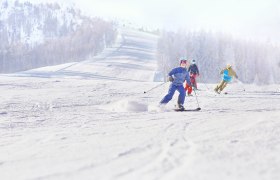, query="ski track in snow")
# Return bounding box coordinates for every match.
[1,28,280,180]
